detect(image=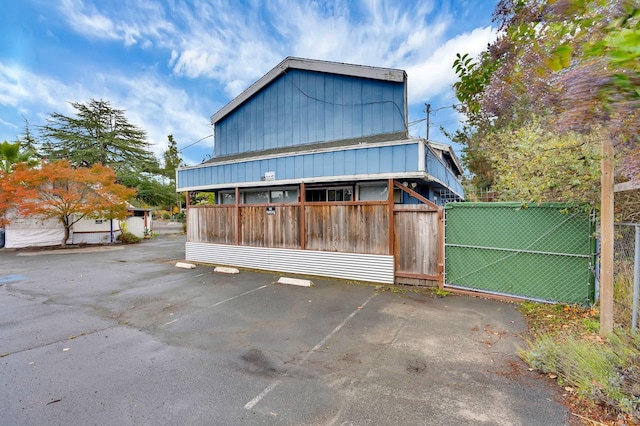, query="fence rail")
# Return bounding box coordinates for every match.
[188,202,394,256]
[186,190,441,285]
